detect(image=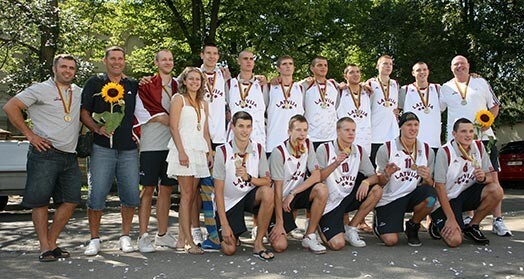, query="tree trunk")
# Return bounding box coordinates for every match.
[38,0,59,80]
